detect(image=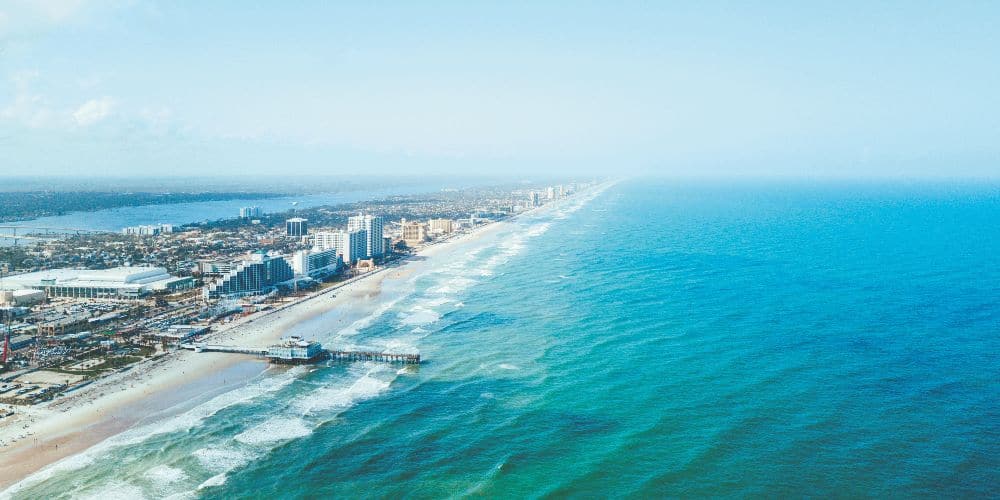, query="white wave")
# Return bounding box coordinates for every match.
[4,369,301,495]
[332,295,402,338]
[498,363,520,371]
[524,222,552,237]
[420,296,453,307]
[429,276,477,295]
[380,338,421,353]
[77,481,148,500]
[398,307,441,327]
[291,372,391,416]
[192,446,256,473]
[234,416,312,445]
[144,464,187,485]
[196,473,228,490]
